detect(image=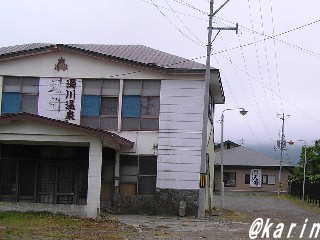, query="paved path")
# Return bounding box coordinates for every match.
[118,194,320,240]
